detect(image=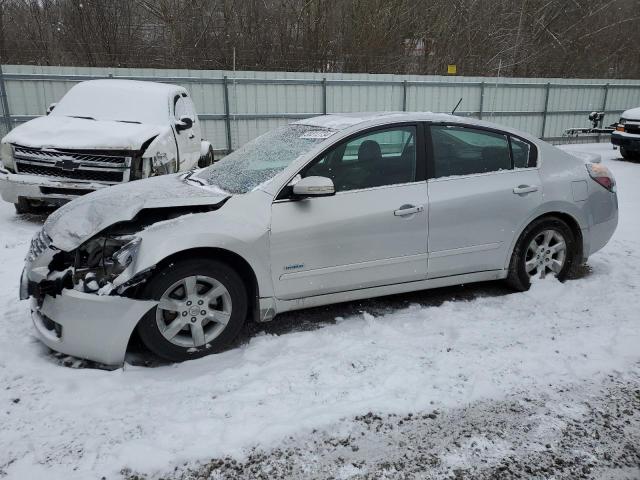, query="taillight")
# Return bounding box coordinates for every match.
[586,163,616,192]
